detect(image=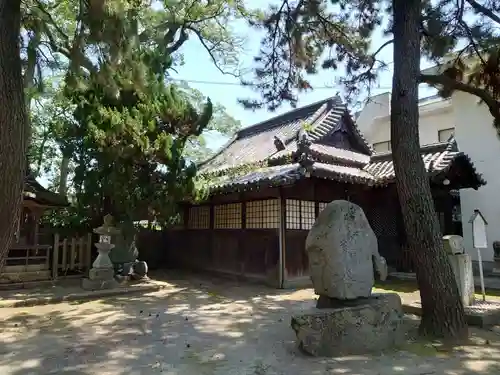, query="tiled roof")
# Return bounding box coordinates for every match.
[364,140,486,188]
[310,143,370,166]
[198,96,370,173]
[196,94,485,196]
[203,139,485,195]
[207,164,304,194]
[206,162,376,194]
[311,162,376,185]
